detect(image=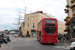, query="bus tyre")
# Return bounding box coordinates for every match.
[41,43,44,45]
